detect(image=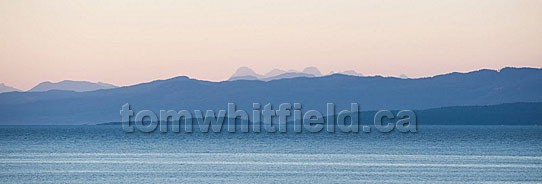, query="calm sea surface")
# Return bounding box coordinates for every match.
[0,125,541,183]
